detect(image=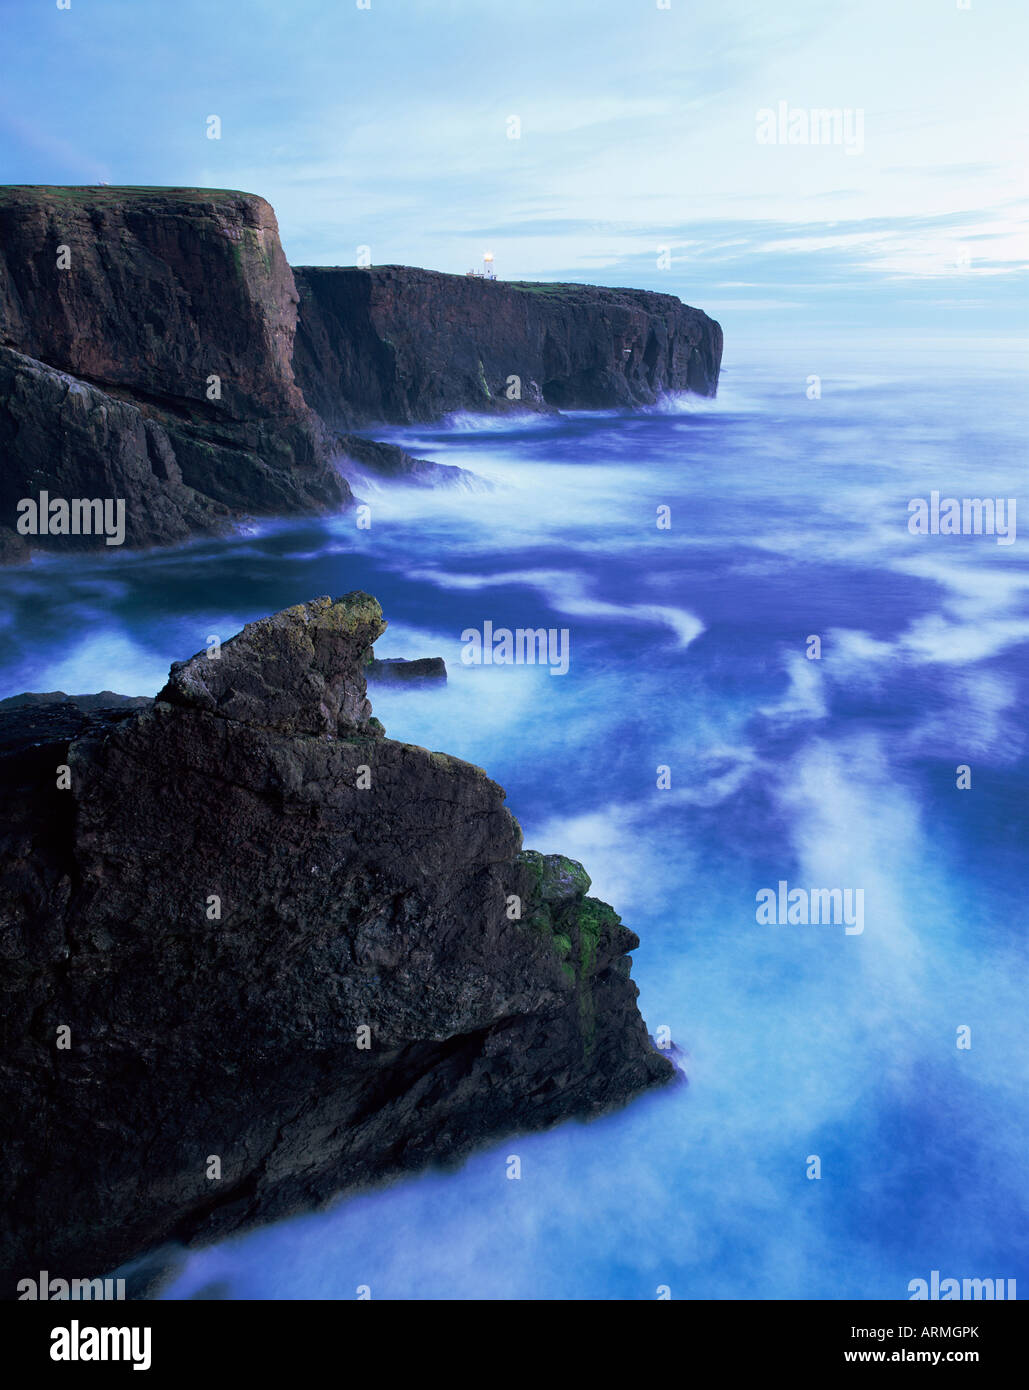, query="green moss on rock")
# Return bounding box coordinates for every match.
[576,896,619,972]
[514,852,617,1052]
[517,849,591,904]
